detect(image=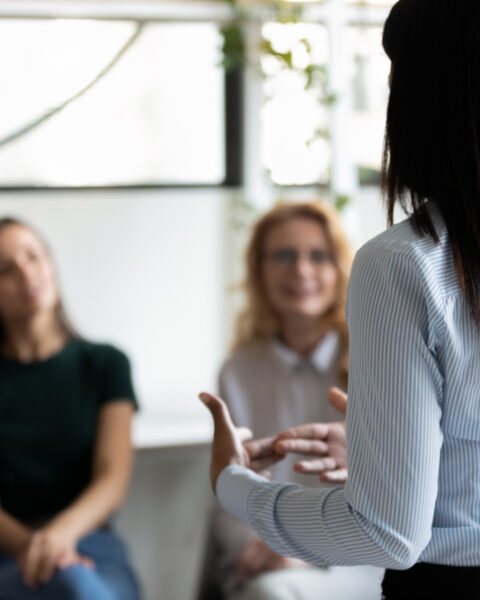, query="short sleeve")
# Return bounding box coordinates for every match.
[96,345,138,410]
